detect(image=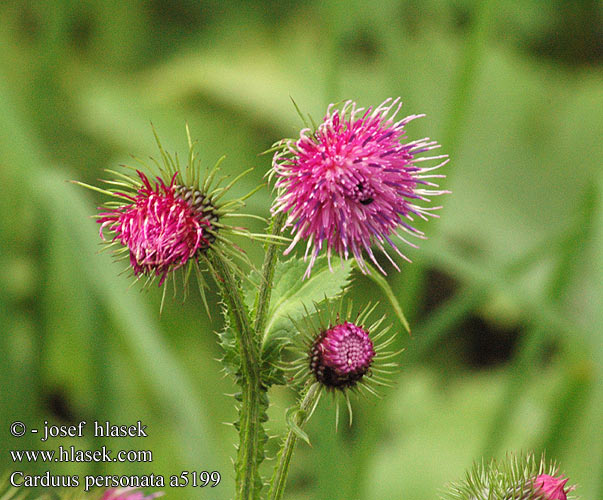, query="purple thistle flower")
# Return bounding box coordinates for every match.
[99,488,163,500]
[272,97,449,277]
[98,171,212,285]
[75,126,267,308]
[534,474,573,500]
[310,321,375,389]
